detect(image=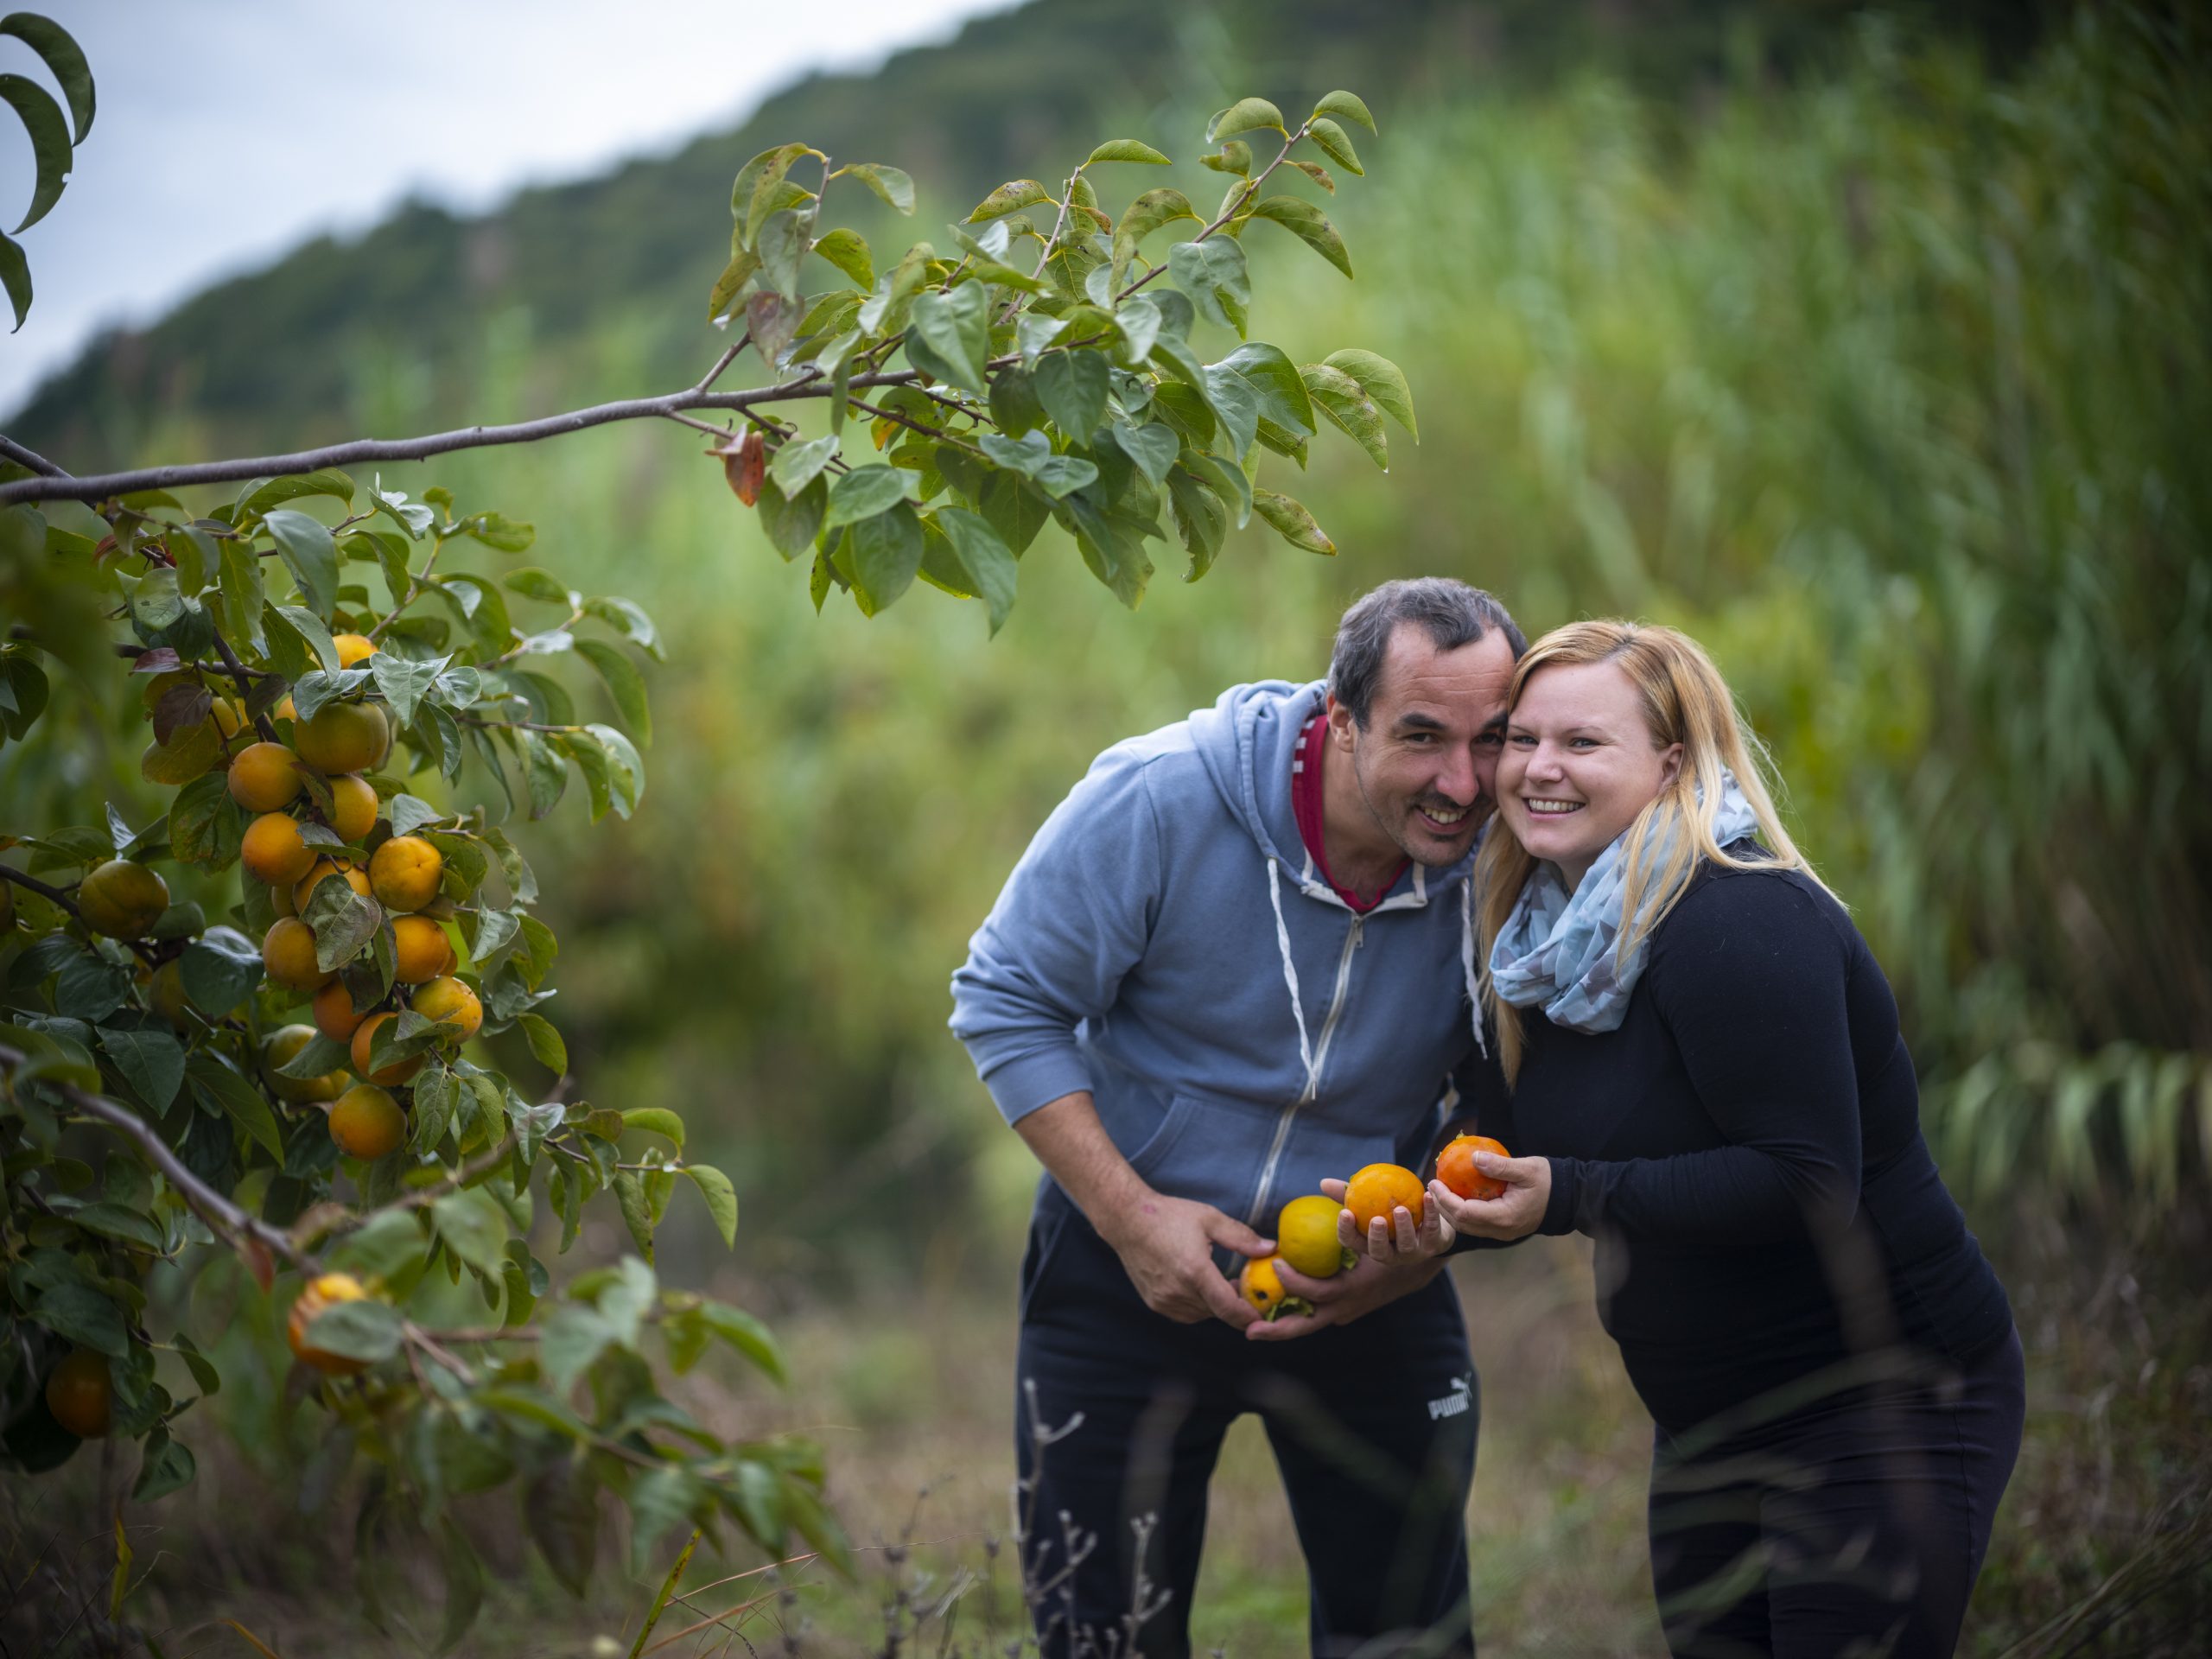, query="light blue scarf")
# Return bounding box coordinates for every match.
[1488,772,1762,1033]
